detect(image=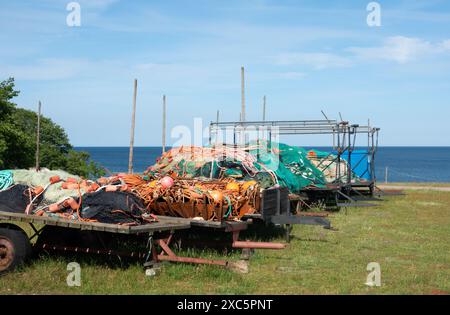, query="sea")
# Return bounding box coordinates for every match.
[75,146,450,183]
